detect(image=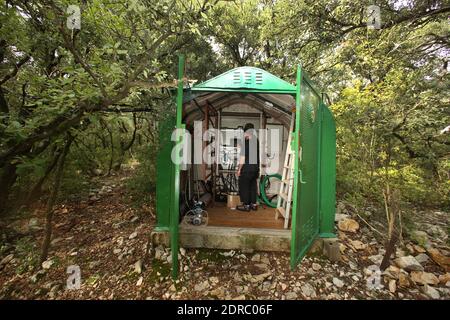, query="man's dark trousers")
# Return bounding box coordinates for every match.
[239,169,259,205]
